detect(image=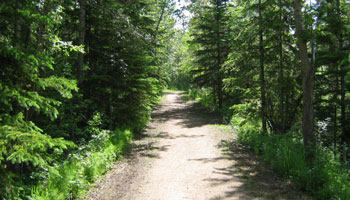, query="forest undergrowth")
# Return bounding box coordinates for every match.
[0,0,171,198]
[3,112,134,200]
[29,122,133,199]
[234,117,350,200]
